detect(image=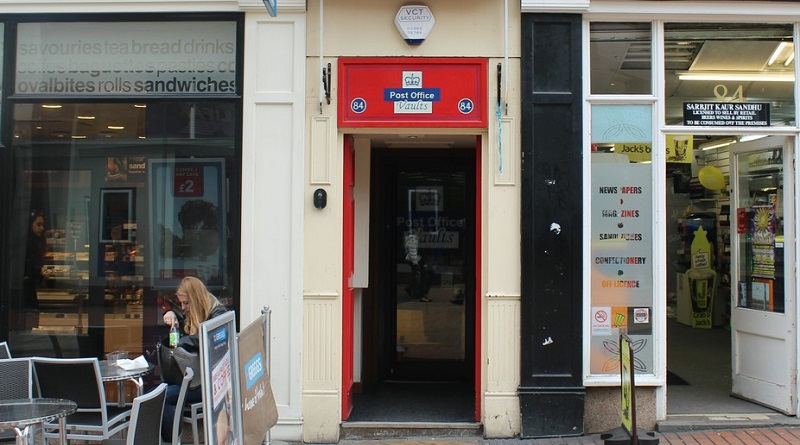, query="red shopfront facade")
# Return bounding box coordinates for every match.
[337,57,486,420]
